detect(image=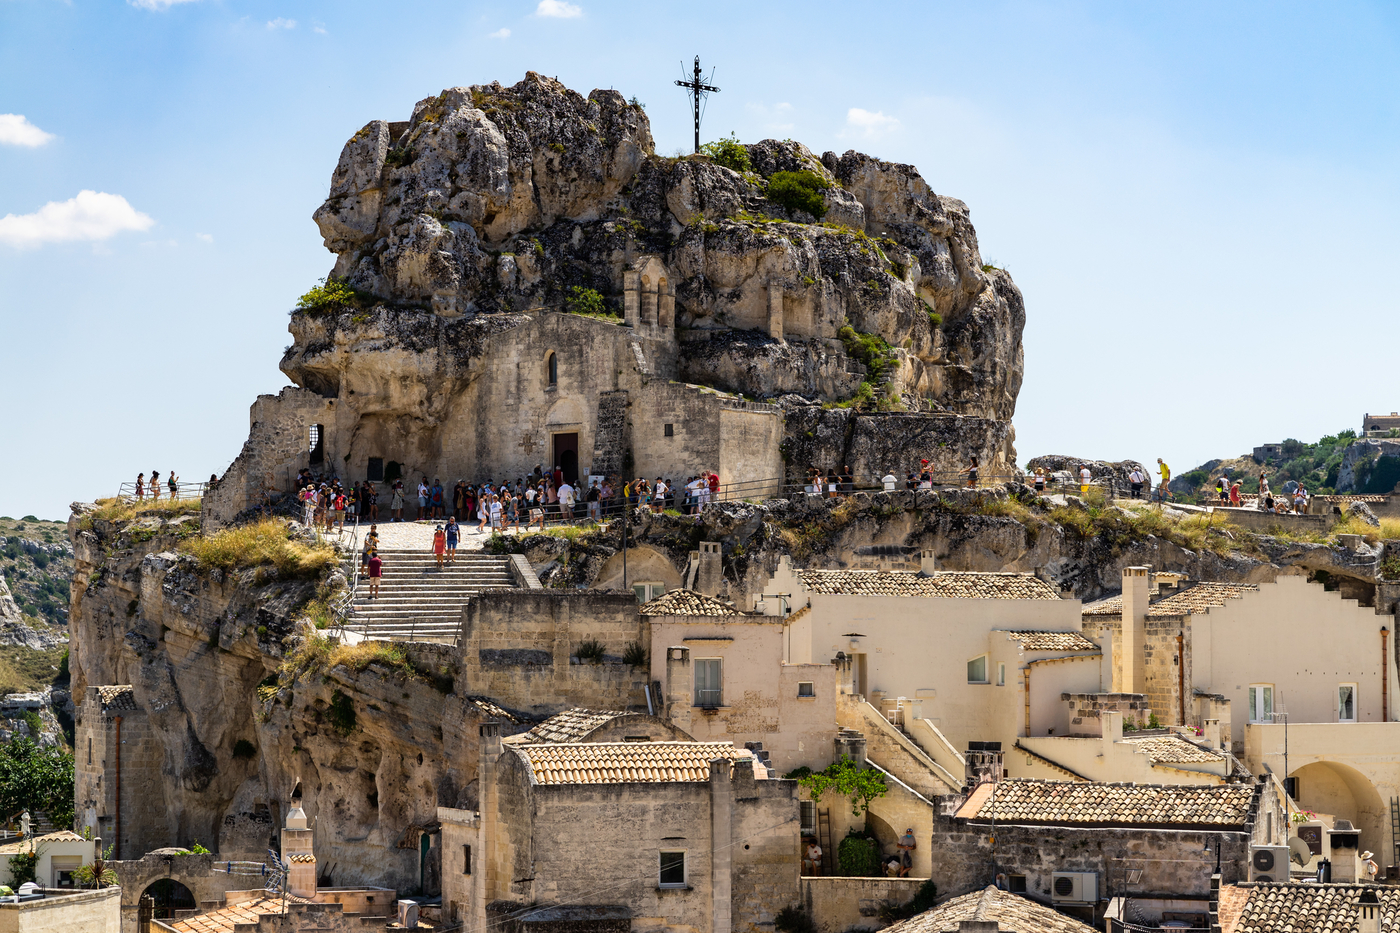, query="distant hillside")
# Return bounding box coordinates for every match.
[1169,429,1398,500]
